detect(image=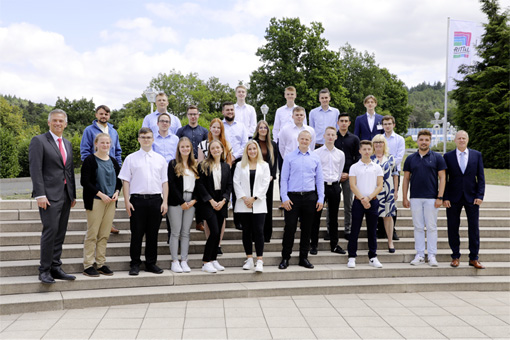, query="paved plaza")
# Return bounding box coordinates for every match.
[0,291,508,339]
